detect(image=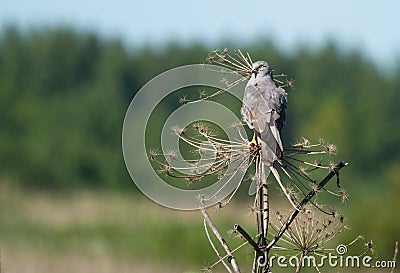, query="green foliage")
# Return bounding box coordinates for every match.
[0,25,399,193]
